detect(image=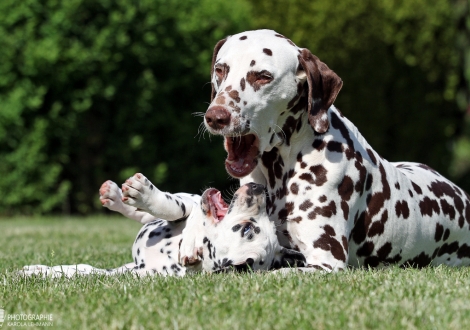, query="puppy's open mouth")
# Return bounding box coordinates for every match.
[203,188,229,222]
[224,134,260,178]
